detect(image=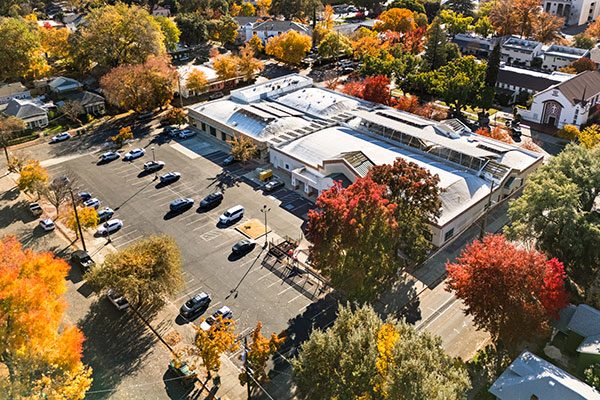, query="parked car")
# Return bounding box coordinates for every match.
[39,218,55,231]
[162,126,178,135]
[199,192,223,209]
[78,191,92,202]
[83,198,101,209]
[170,198,194,212]
[179,292,211,319]
[159,172,181,184]
[511,125,522,139]
[200,306,233,331]
[208,91,224,100]
[96,207,114,223]
[137,111,154,120]
[178,129,195,139]
[50,132,71,143]
[29,202,43,216]
[97,219,123,236]
[107,289,129,310]
[222,155,236,166]
[231,239,256,255]
[143,160,165,172]
[218,205,244,225]
[99,151,120,163]
[71,250,95,272]
[123,148,145,161]
[263,179,284,193]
